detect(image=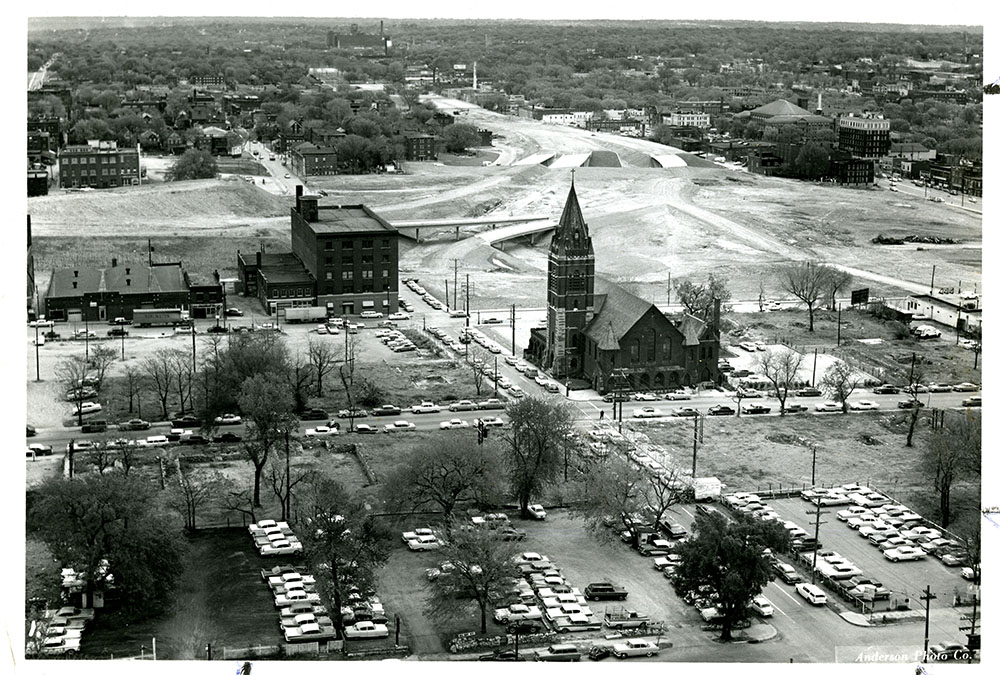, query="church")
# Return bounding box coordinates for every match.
[525,181,722,394]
